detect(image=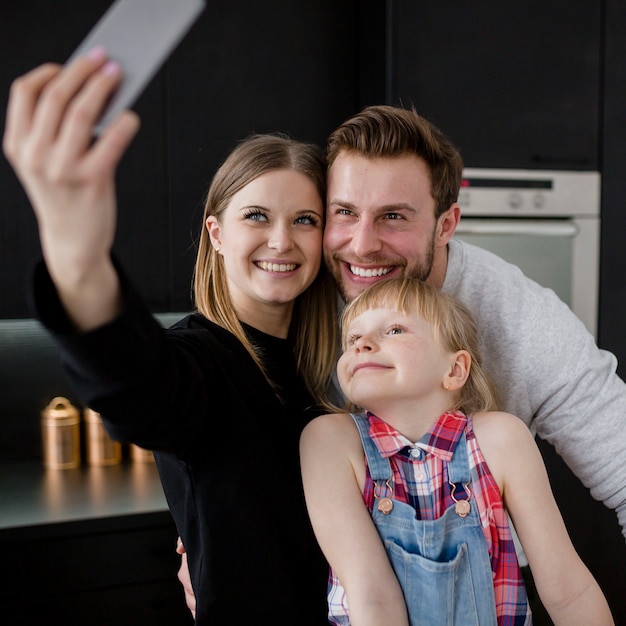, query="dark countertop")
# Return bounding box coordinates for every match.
[0,459,169,533]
